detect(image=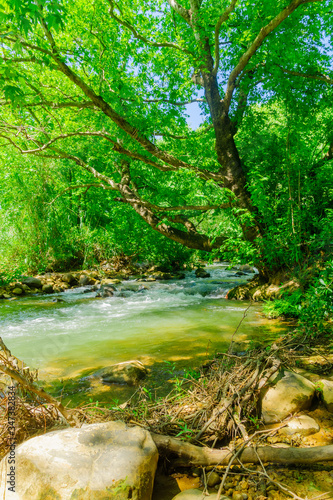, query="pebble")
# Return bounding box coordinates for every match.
[232,493,243,500]
[239,480,248,490]
[207,471,221,487]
